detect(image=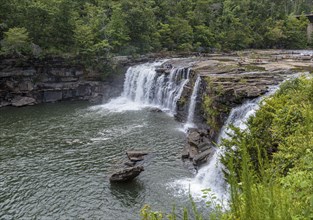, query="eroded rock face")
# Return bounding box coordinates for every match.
[0,57,124,107]
[109,166,144,182]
